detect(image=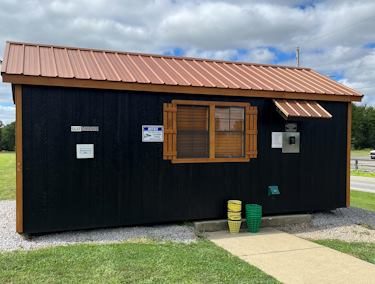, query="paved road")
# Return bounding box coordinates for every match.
[351,176,375,193]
